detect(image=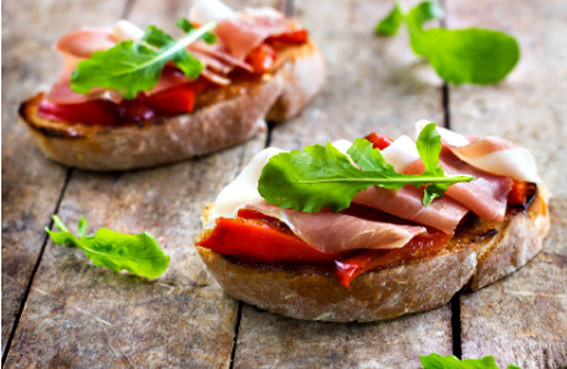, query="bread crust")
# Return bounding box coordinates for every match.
[19,41,325,171]
[196,186,550,323]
